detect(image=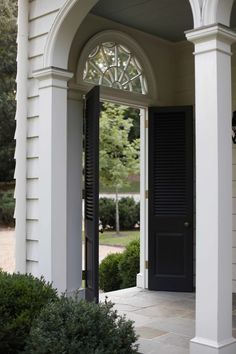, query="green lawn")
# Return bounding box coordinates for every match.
[99,230,140,247]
